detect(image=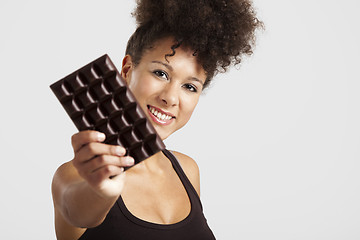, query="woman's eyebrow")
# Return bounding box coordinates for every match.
[151,61,173,71]
[190,77,204,87]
